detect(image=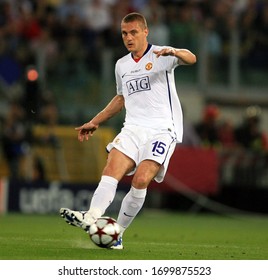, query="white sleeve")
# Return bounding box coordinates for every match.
[115,61,123,95]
